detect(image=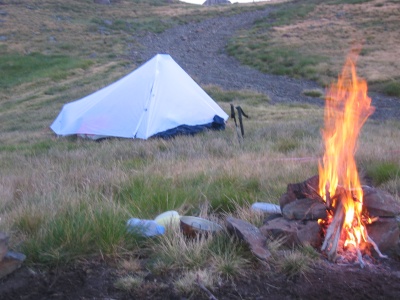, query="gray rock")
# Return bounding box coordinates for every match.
[282,198,327,221]
[226,216,271,261]
[260,217,322,248]
[367,217,399,254]
[0,251,26,279]
[279,192,296,211]
[363,186,400,217]
[279,175,321,211]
